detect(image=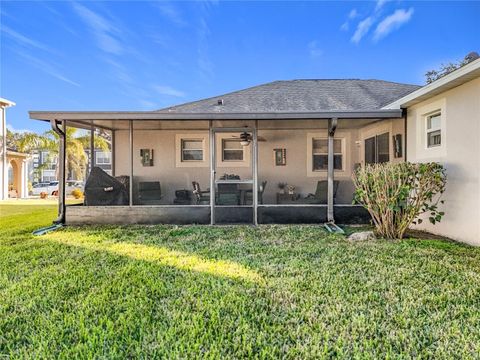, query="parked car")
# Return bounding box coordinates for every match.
[66,180,84,194]
[31,181,58,196]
